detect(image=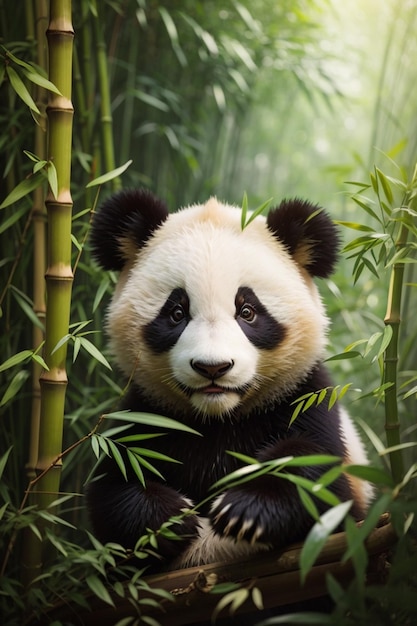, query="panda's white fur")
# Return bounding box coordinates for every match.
[87,190,372,572]
[109,198,329,420]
